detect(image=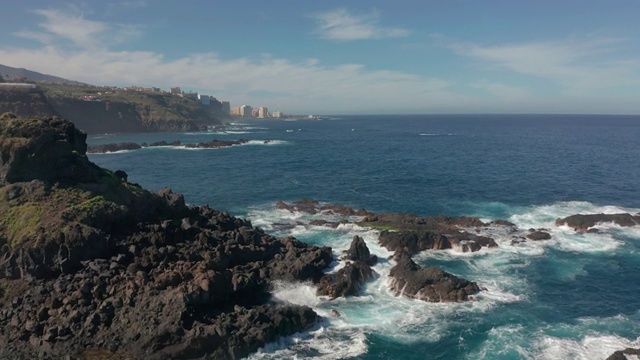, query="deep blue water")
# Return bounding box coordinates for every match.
[88,115,640,359]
